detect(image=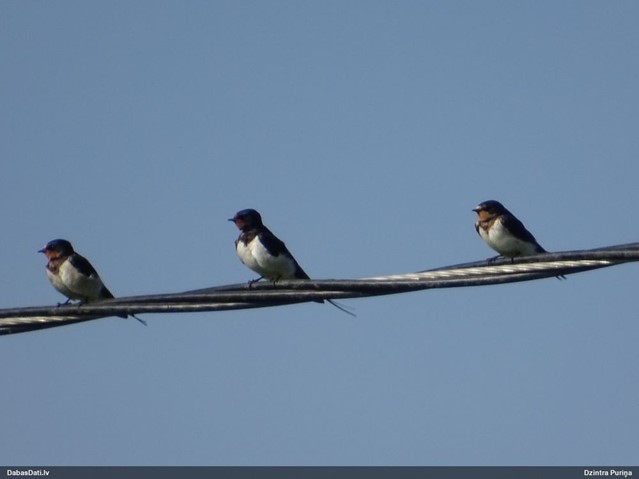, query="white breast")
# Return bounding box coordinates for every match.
[479,219,539,257]
[236,237,297,280]
[53,260,105,300]
[46,266,79,300]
